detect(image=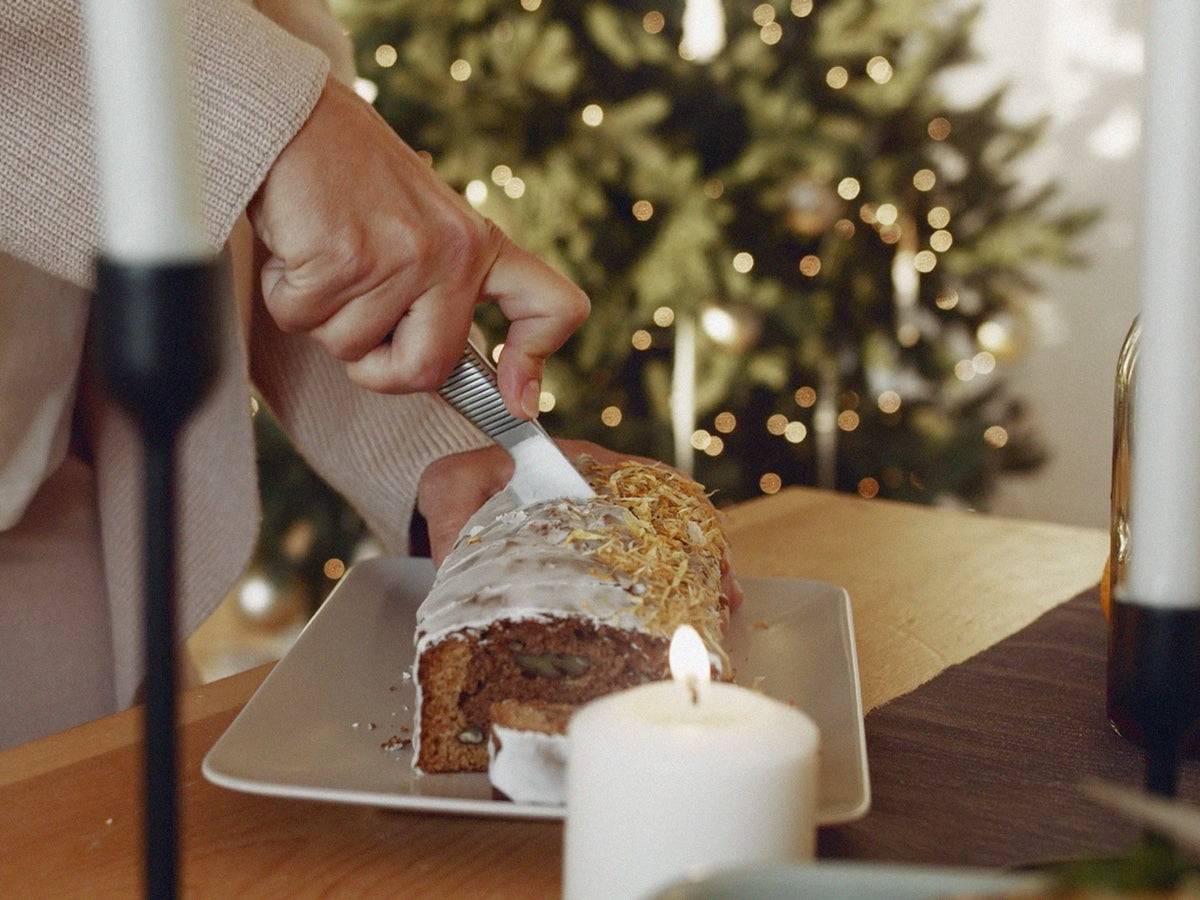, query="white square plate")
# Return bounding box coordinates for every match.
[202,557,870,823]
